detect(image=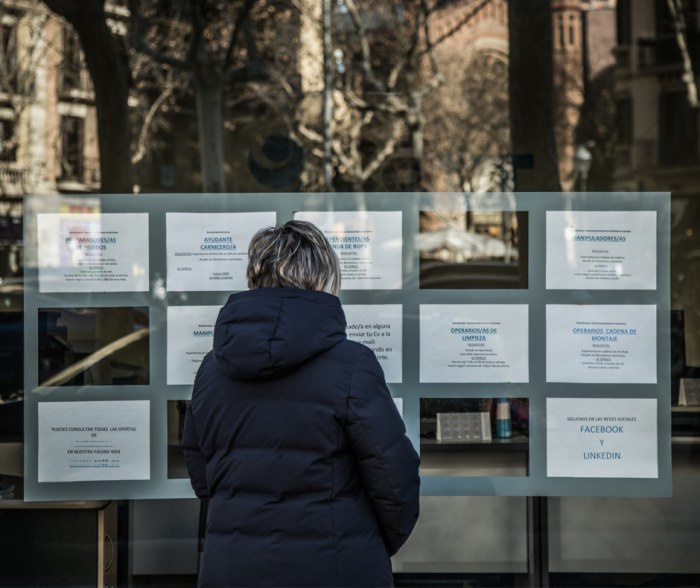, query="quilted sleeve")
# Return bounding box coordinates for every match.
[182,368,209,500]
[345,344,421,556]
